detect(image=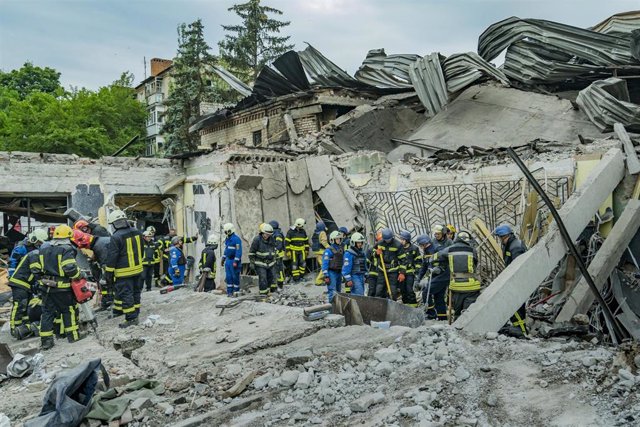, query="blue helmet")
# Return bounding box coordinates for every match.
[381,228,394,241]
[269,220,279,230]
[339,226,348,234]
[416,234,431,246]
[493,224,513,237]
[399,230,411,242]
[315,221,326,232]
